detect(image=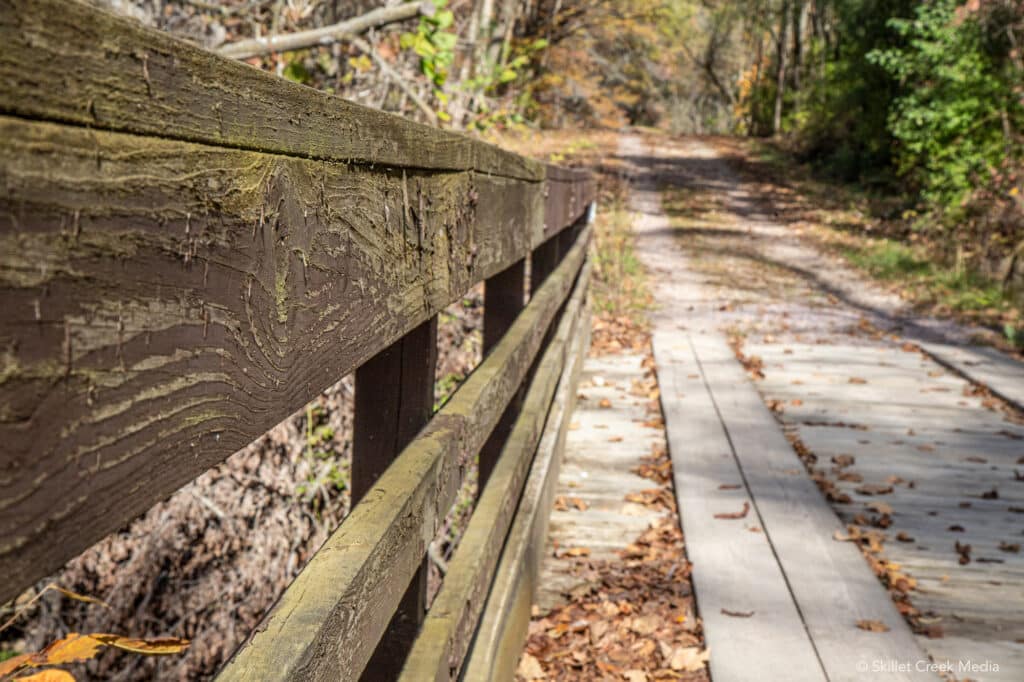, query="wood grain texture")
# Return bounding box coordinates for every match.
[215,225,591,682]
[0,0,543,181]
[0,115,545,602]
[399,259,590,682]
[456,296,589,682]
